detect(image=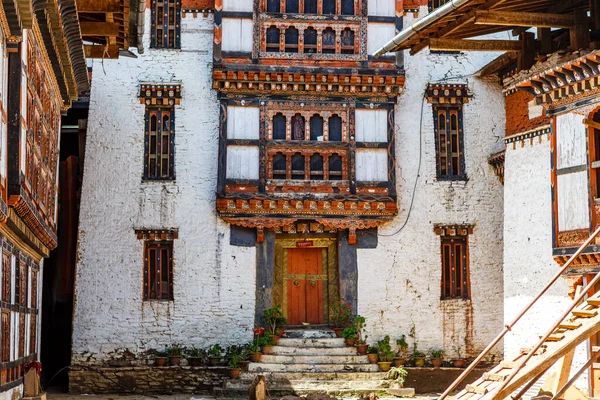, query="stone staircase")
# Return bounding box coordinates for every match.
[214,327,415,398]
